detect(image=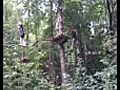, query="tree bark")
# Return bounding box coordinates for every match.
[106,0,113,30]
[56,0,70,85]
[60,45,67,84]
